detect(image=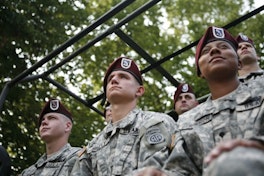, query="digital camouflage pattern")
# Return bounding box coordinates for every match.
[239,70,264,83]
[20,144,80,176]
[163,81,264,176]
[71,108,177,176]
[204,146,264,176]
